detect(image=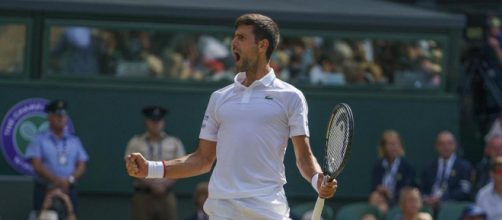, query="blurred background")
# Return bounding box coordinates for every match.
[0,0,501,219]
